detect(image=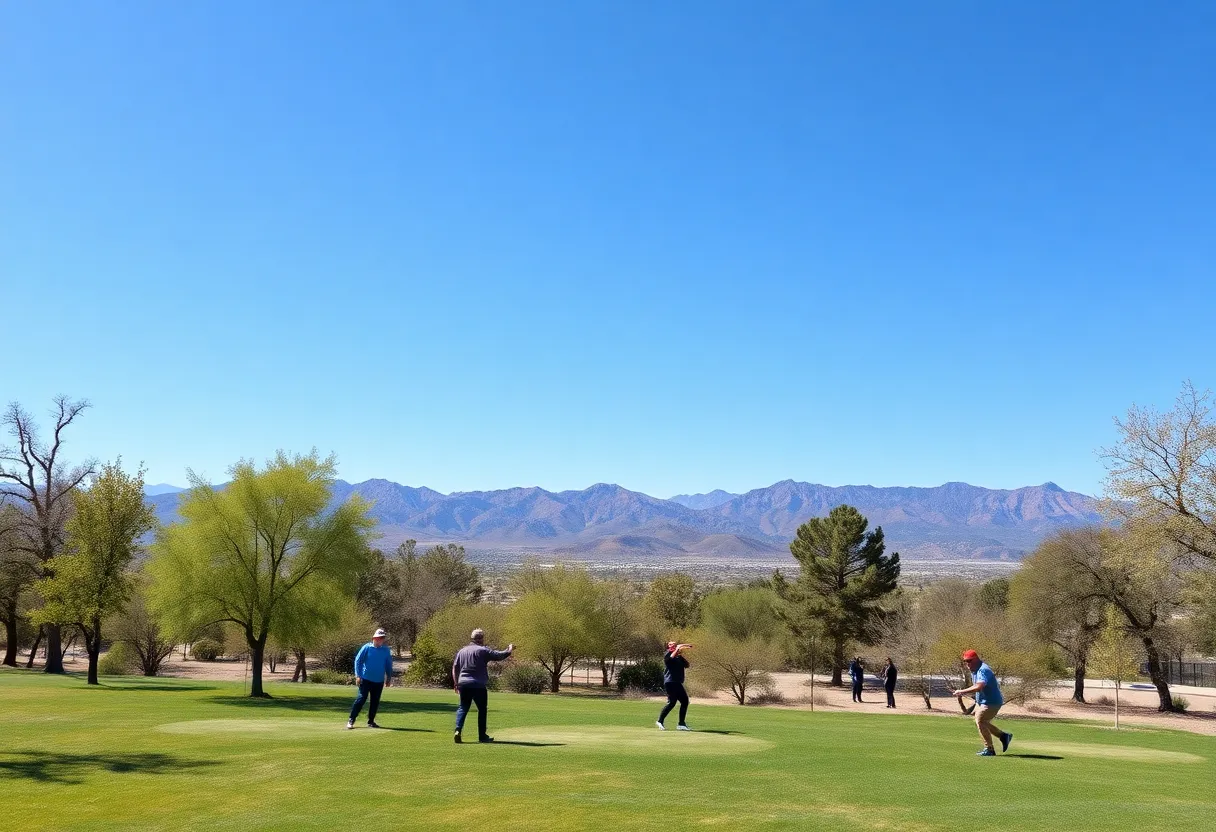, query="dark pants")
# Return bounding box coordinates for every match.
[658,681,689,725]
[885,684,896,707]
[349,679,384,723]
[852,678,863,702]
[456,684,489,737]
